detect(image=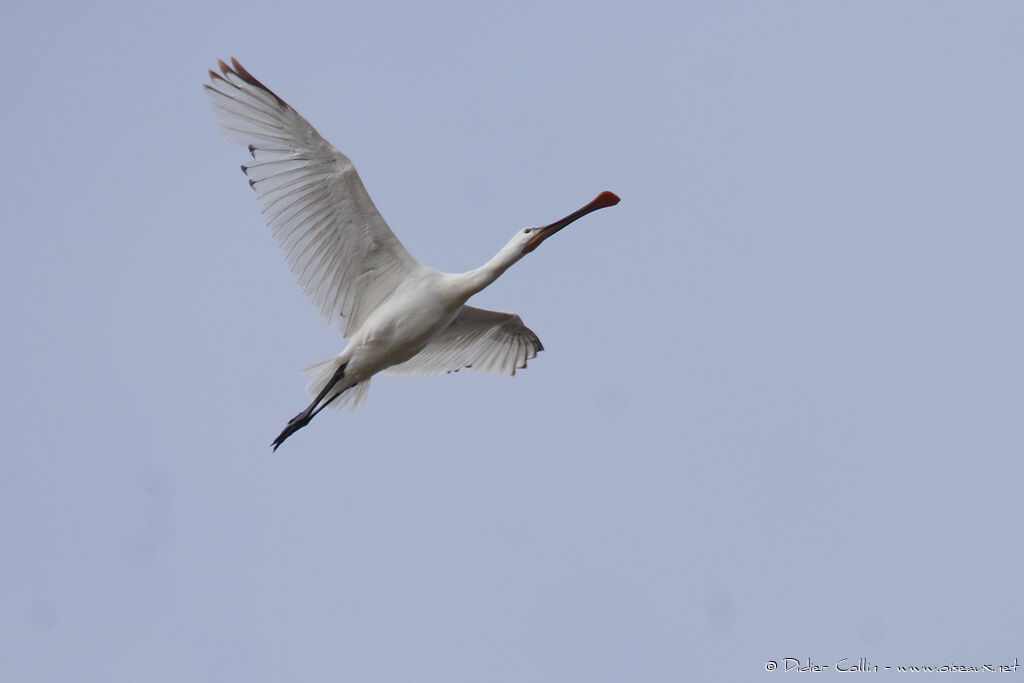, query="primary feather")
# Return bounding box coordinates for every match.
[205,58,419,337]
